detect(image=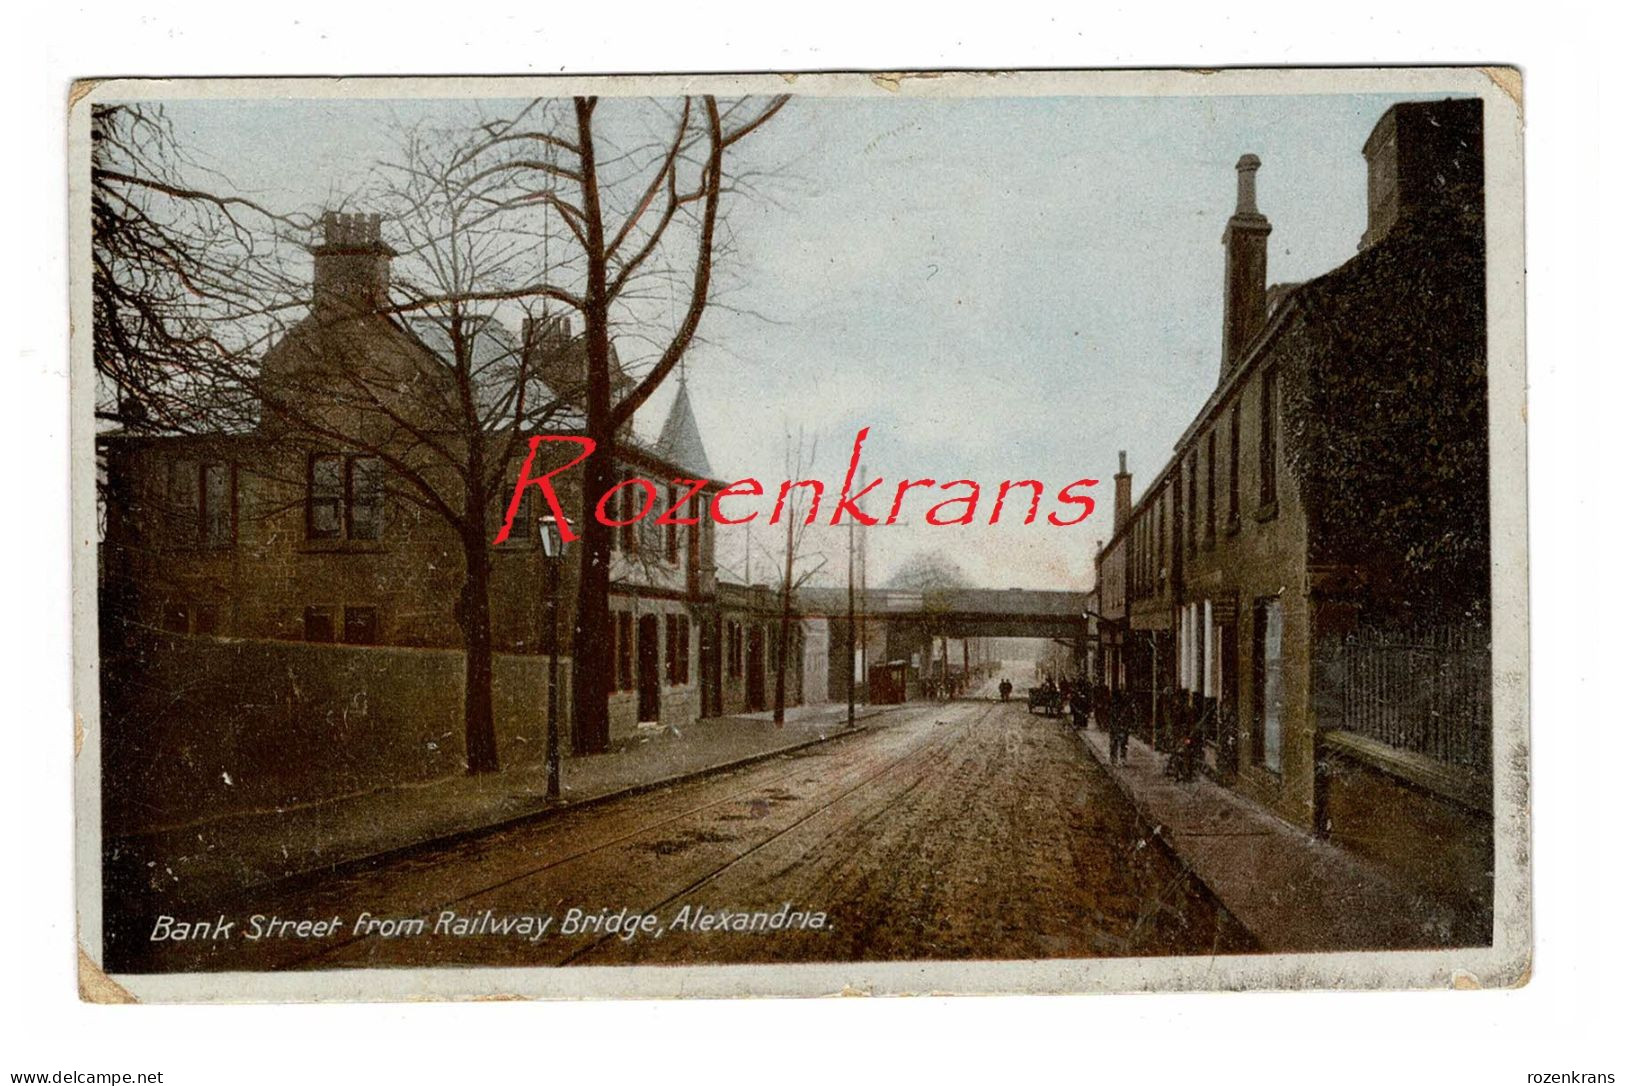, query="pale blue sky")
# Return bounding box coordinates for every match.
[153,90,1455,590]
